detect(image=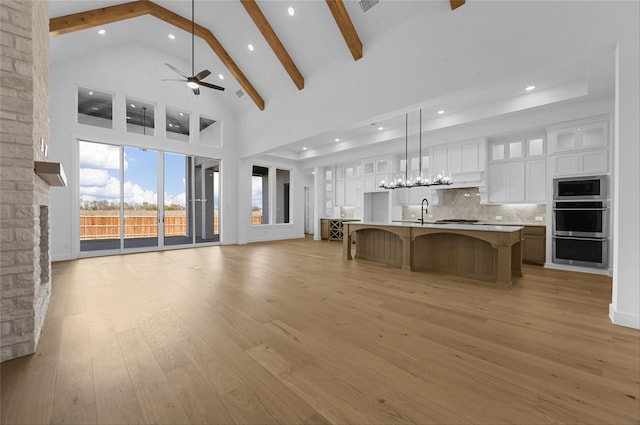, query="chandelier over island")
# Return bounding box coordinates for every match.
[378,110,453,190]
